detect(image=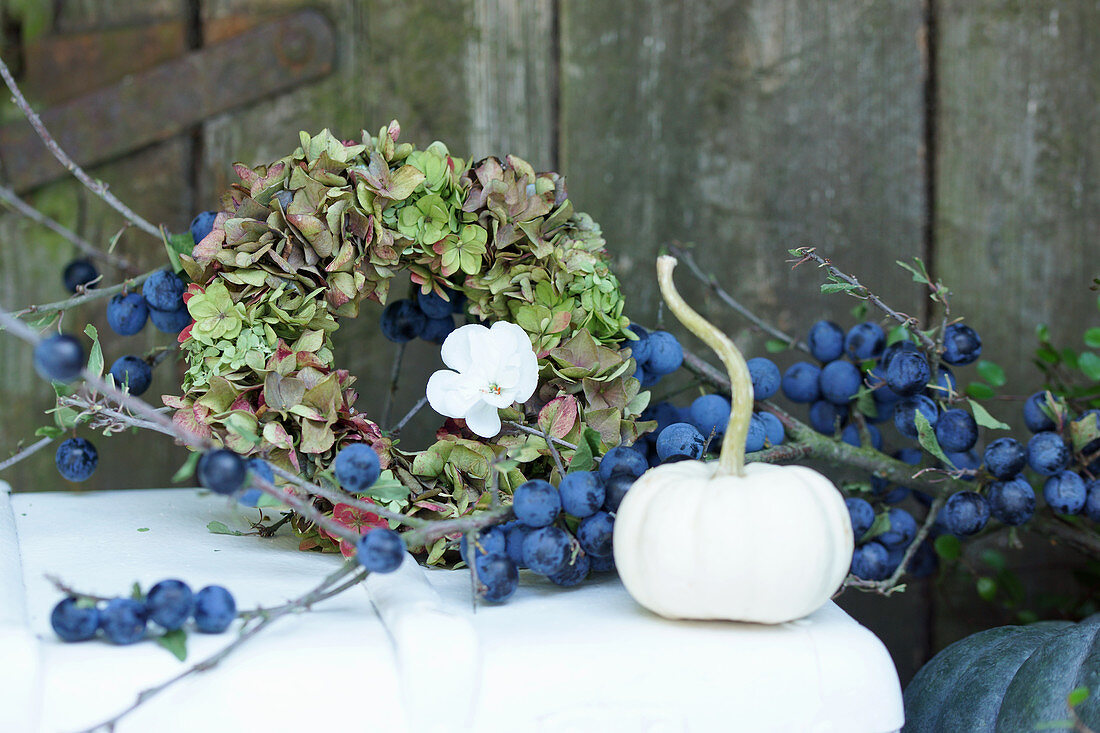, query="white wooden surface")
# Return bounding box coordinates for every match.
[1,484,904,732]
